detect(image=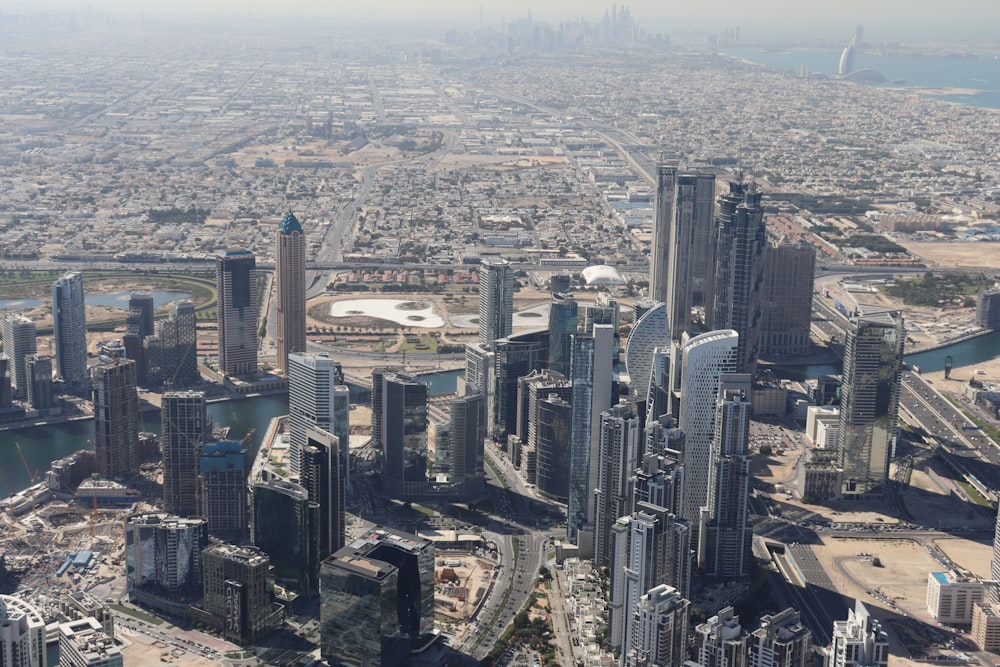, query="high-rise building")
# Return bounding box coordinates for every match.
[492,330,549,440]
[709,181,766,375]
[478,258,514,346]
[125,514,208,614]
[624,584,689,667]
[650,165,678,304]
[197,544,281,644]
[92,360,140,480]
[760,241,816,358]
[535,394,572,501]
[666,173,717,339]
[827,601,888,667]
[147,300,199,388]
[161,390,209,518]
[123,292,154,384]
[320,527,434,667]
[198,440,248,541]
[215,249,258,377]
[516,369,571,453]
[52,271,88,389]
[610,503,691,654]
[748,608,812,667]
[976,288,1000,329]
[379,372,429,500]
[275,210,307,374]
[447,390,486,497]
[647,347,672,423]
[630,447,684,515]
[582,293,620,334]
[24,355,53,411]
[2,314,36,400]
[548,293,578,376]
[57,617,122,667]
[700,376,753,579]
[0,594,45,667]
[370,366,400,456]
[252,477,320,596]
[674,330,739,546]
[624,303,669,409]
[463,344,495,433]
[288,353,350,485]
[837,308,904,499]
[594,402,641,569]
[696,606,746,667]
[299,426,344,557]
[991,505,1000,606]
